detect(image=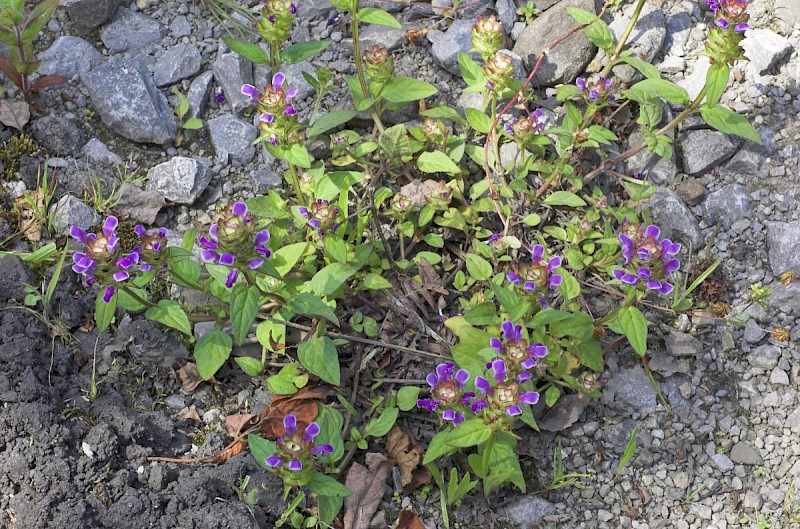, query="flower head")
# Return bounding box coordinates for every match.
[417,363,471,426]
[257,0,296,46]
[242,73,302,147]
[264,414,334,487]
[506,244,563,306]
[364,44,394,84]
[489,321,548,382]
[471,15,503,60]
[473,359,540,421]
[298,198,342,236]
[483,51,515,96]
[611,221,680,295]
[504,108,545,143]
[576,75,616,103]
[704,0,749,64]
